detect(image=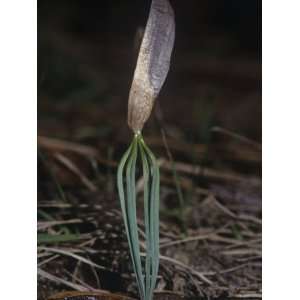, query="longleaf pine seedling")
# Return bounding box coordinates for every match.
[117,1,175,299]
